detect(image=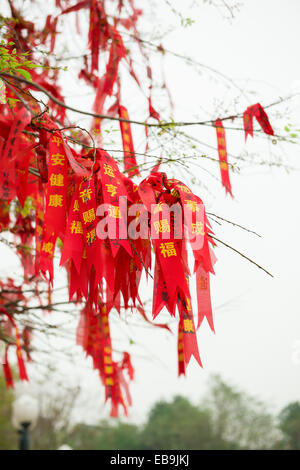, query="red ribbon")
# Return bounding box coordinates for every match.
[215,119,233,197]
[119,105,140,176]
[0,108,31,201]
[243,103,274,141]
